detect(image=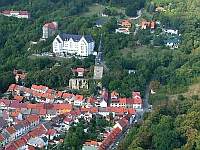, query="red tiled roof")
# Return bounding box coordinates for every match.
[132,91,141,98]
[5,143,17,150]
[99,127,121,150]
[28,146,36,150]
[44,22,57,30]
[1,10,11,15]
[14,95,24,101]
[0,134,4,142]
[21,134,31,142]
[8,84,17,91]
[87,97,97,104]
[18,11,29,15]
[90,107,98,113]
[27,104,37,109]
[62,93,74,99]
[127,108,136,115]
[133,97,142,104]
[6,126,16,134]
[75,95,84,101]
[52,104,72,110]
[46,89,53,94]
[117,118,129,129]
[31,84,48,91]
[56,91,63,98]
[14,138,26,149]
[81,107,90,113]
[29,124,47,138]
[64,117,73,123]
[47,129,57,135]
[111,91,119,98]
[0,99,11,107]
[26,115,39,123]
[39,109,47,115]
